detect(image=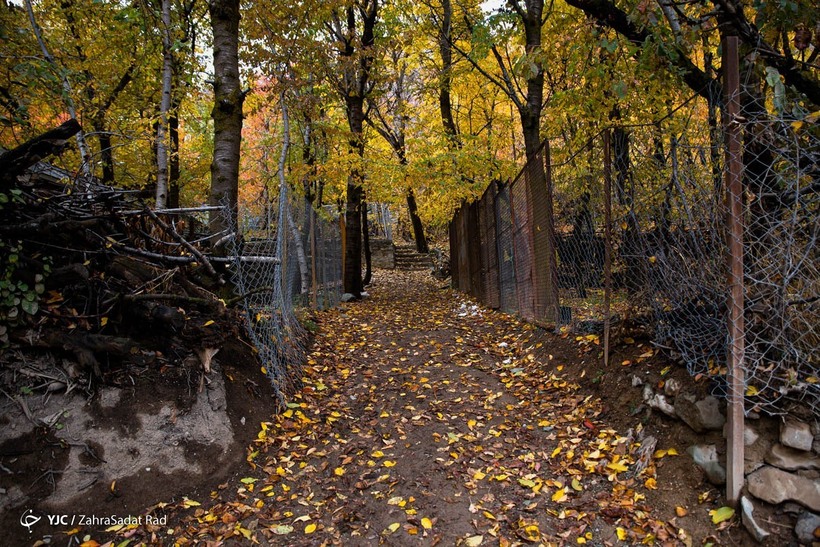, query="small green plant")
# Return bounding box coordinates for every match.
[0,239,50,345]
[302,318,319,334]
[0,189,25,210]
